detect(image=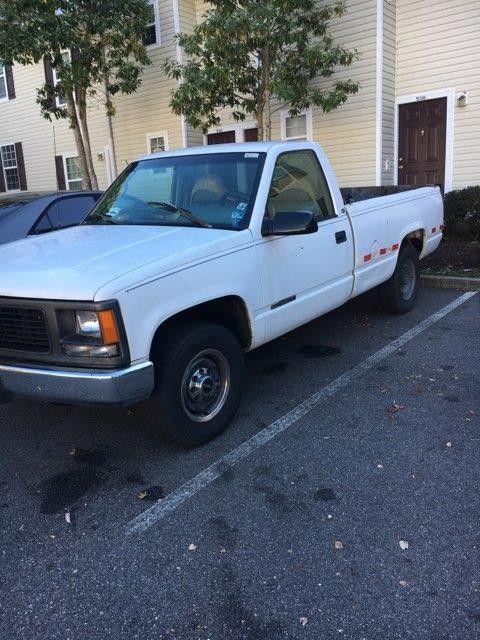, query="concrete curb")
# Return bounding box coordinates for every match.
[420,273,480,291]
